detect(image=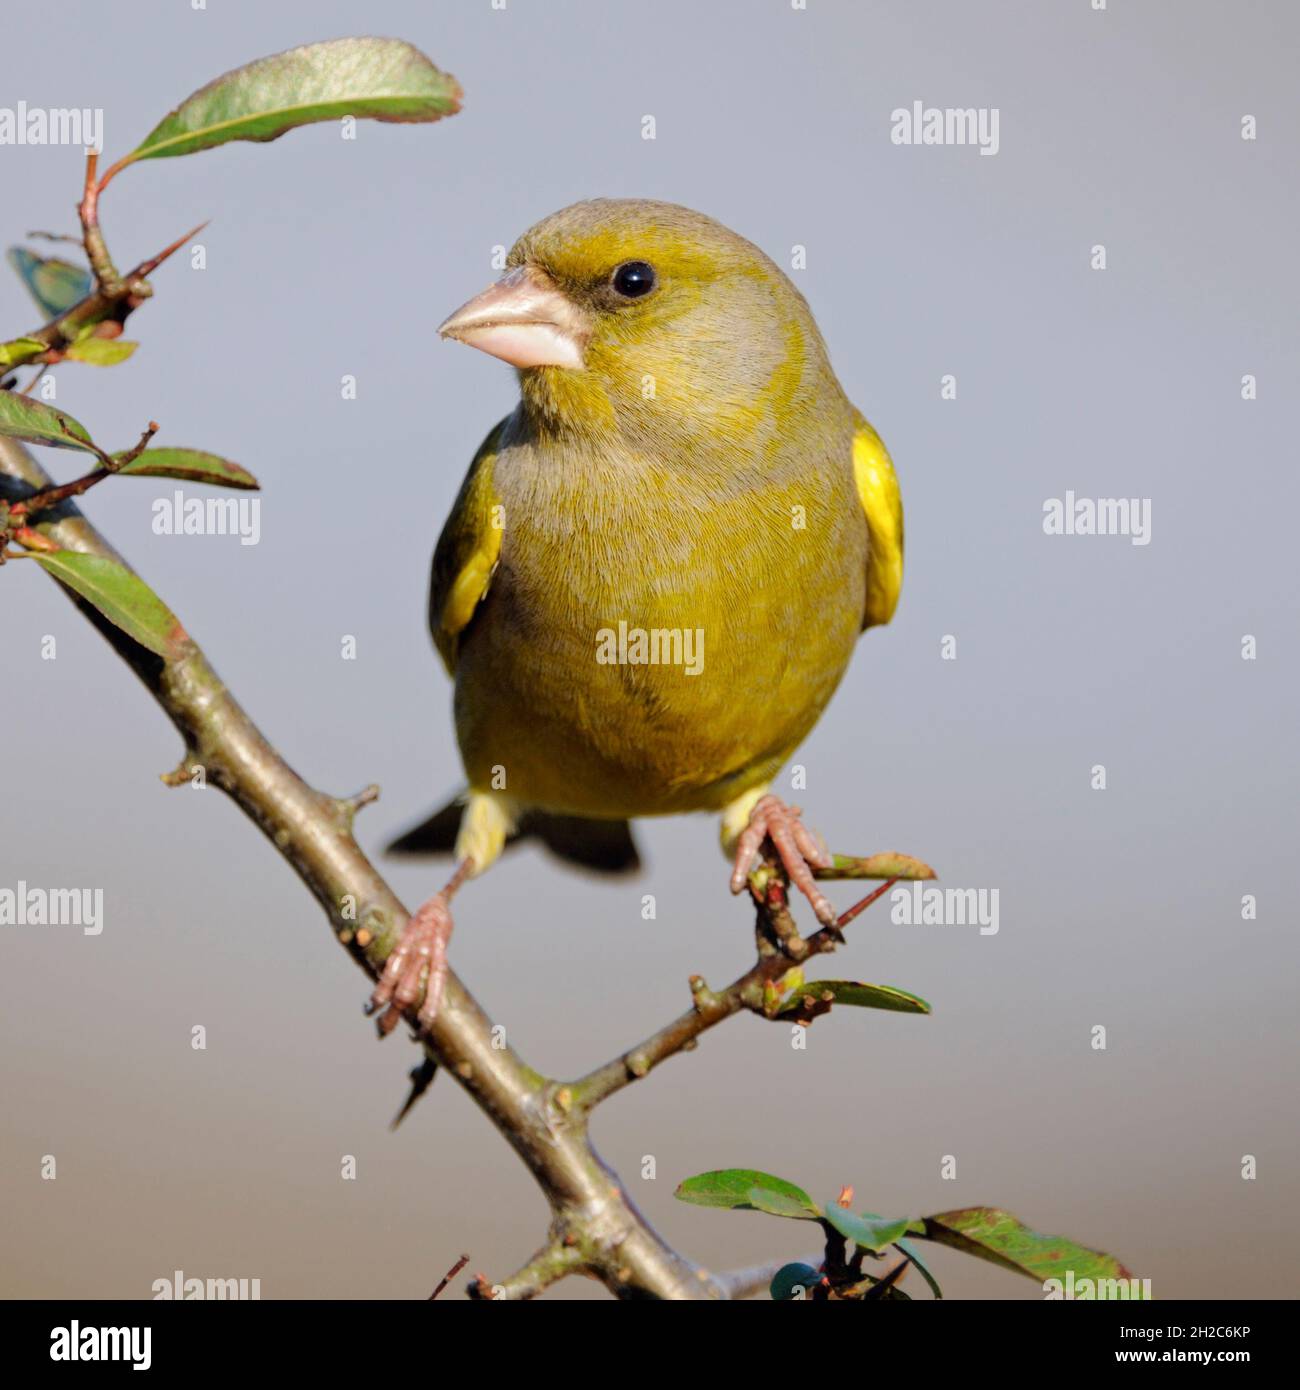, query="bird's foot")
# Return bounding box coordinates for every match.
[367,861,472,1036]
[729,793,836,926]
